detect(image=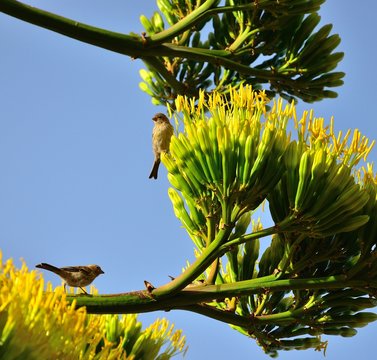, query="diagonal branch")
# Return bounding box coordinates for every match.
[0,0,311,89]
[0,0,144,55]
